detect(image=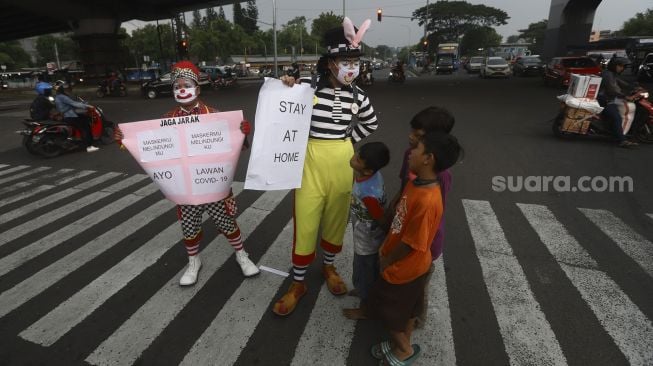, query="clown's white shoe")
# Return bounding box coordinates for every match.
[179,255,202,286]
[235,250,260,277]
